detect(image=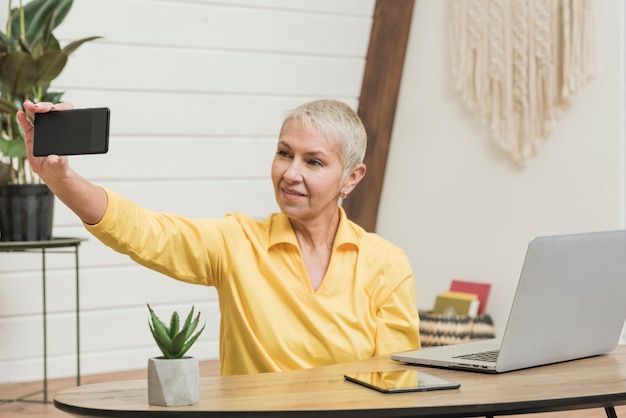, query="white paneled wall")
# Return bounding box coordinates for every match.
[0,0,375,383]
